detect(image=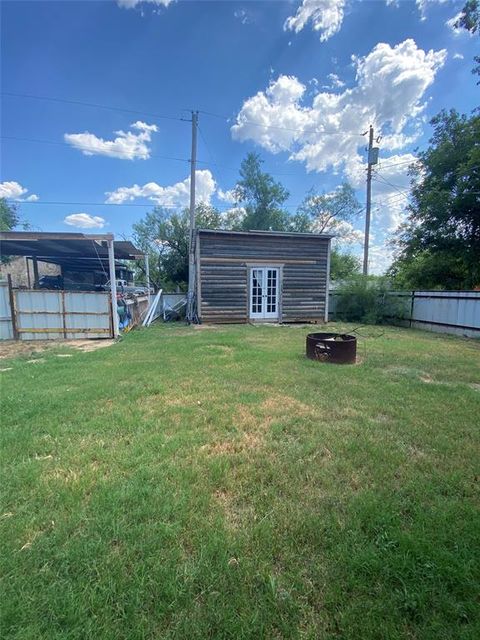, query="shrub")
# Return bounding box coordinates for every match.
[334,276,407,325]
